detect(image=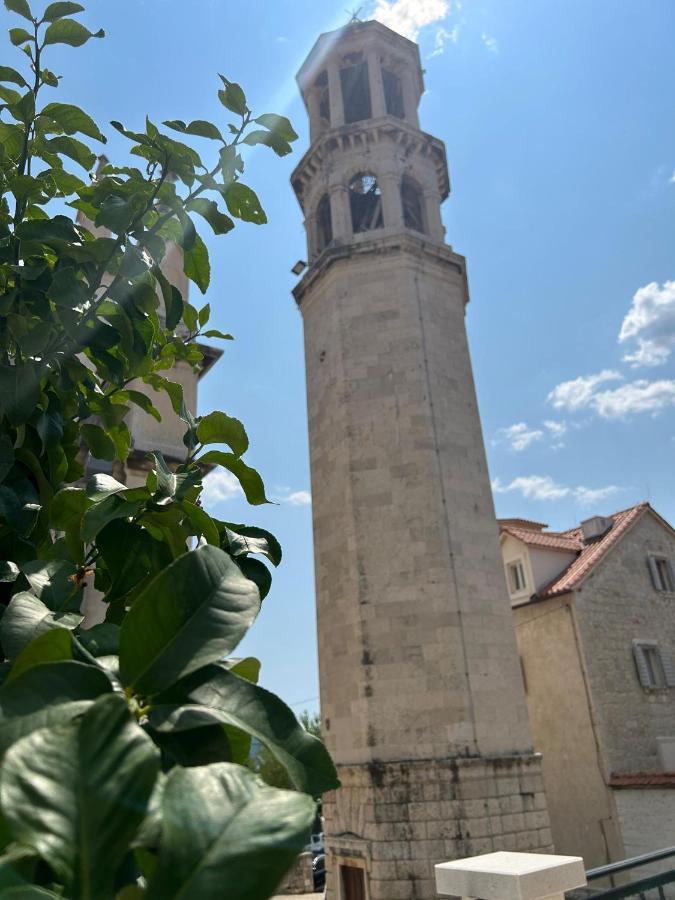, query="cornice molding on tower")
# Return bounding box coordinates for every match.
[292,231,469,309]
[291,116,449,211]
